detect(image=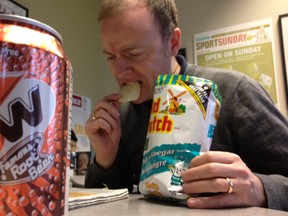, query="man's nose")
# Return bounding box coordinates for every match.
[112,58,132,77]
